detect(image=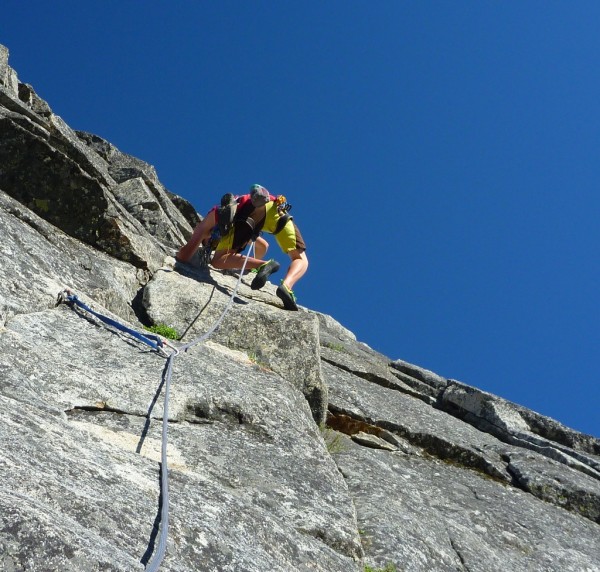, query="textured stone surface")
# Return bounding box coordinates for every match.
[142,265,328,424]
[76,130,195,242]
[1,42,600,572]
[335,437,600,572]
[0,189,142,324]
[1,308,361,572]
[0,45,19,96]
